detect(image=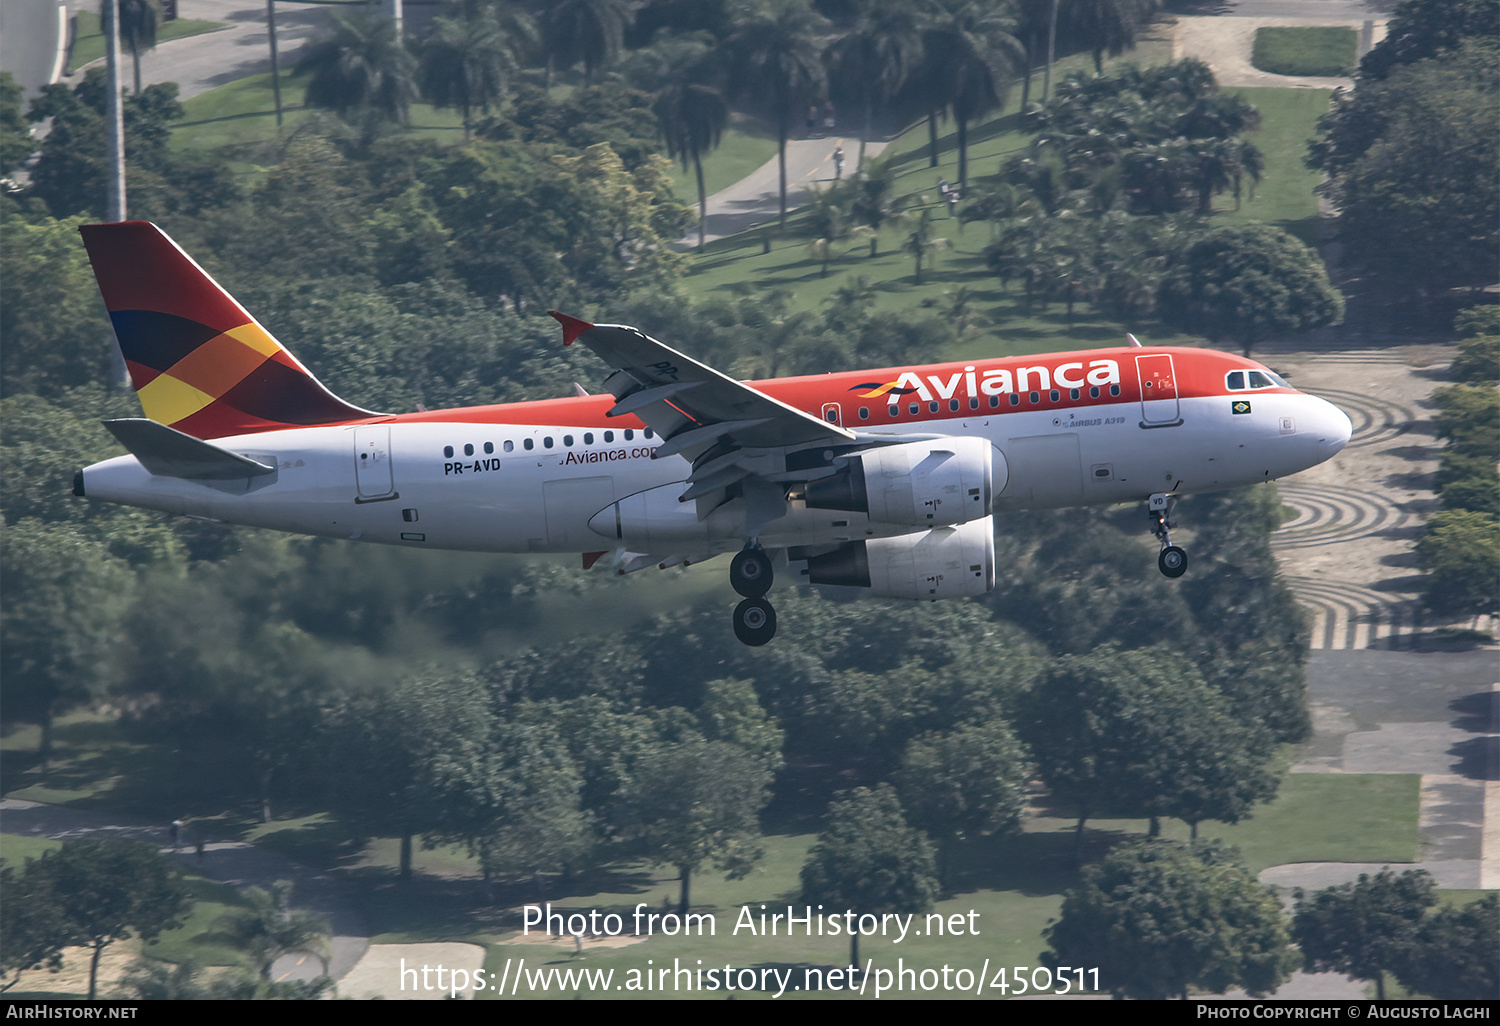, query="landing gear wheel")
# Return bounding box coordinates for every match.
[729,548,774,598]
[1158,545,1187,578]
[732,598,777,646]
